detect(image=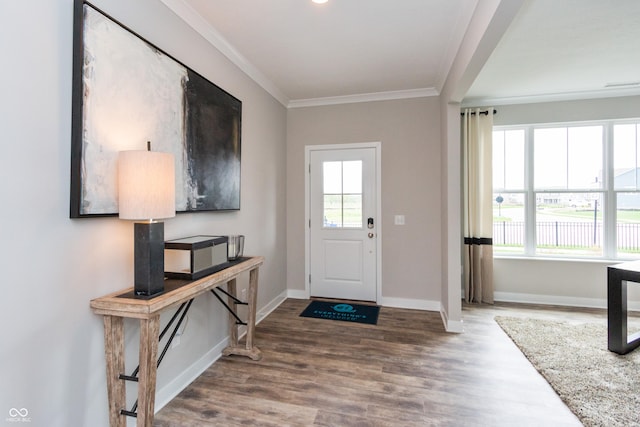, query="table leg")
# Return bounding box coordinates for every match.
[226,278,239,347]
[103,316,126,427]
[222,267,262,360]
[137,315,160,427]
[246,267,259,353]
